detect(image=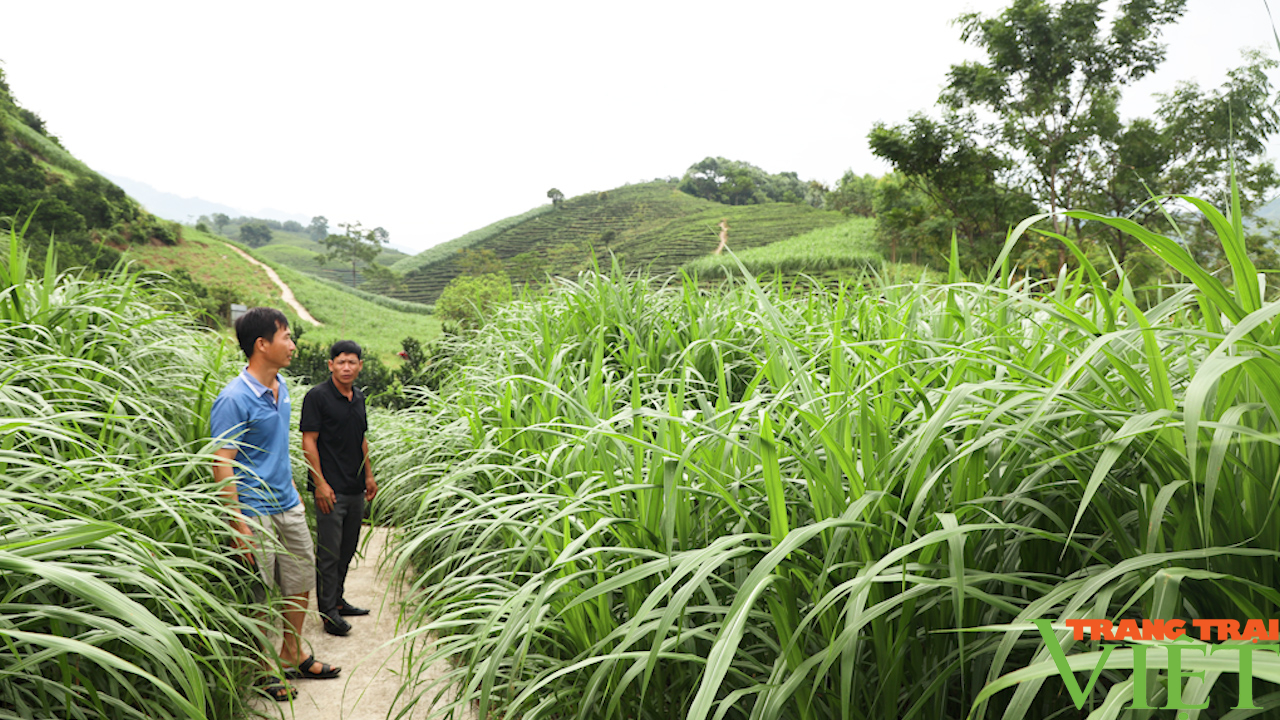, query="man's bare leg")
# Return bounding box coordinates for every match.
[278,590,337,675]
